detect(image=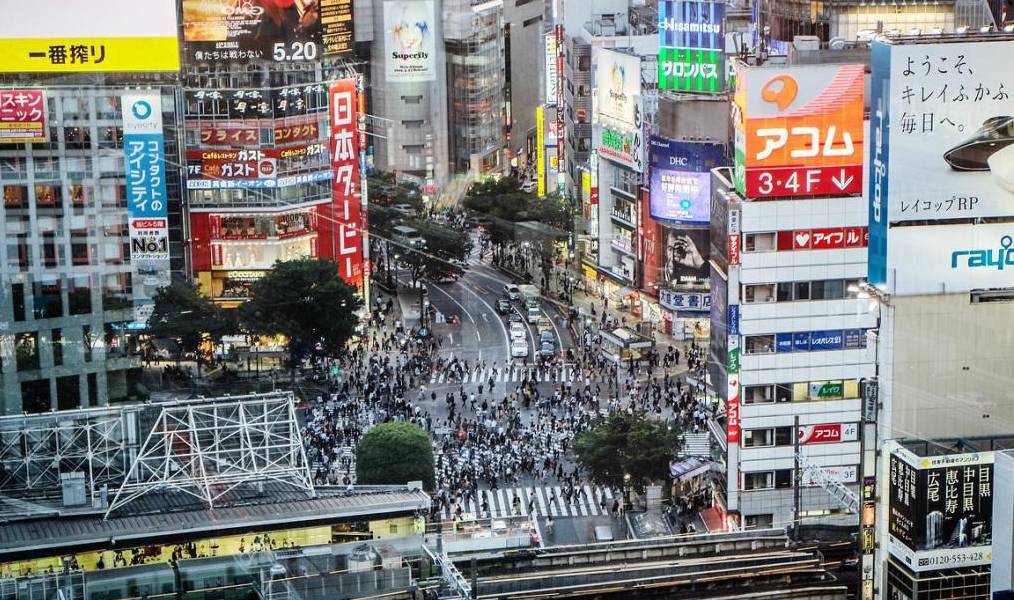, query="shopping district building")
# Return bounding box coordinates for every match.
[2,1,1014,599]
